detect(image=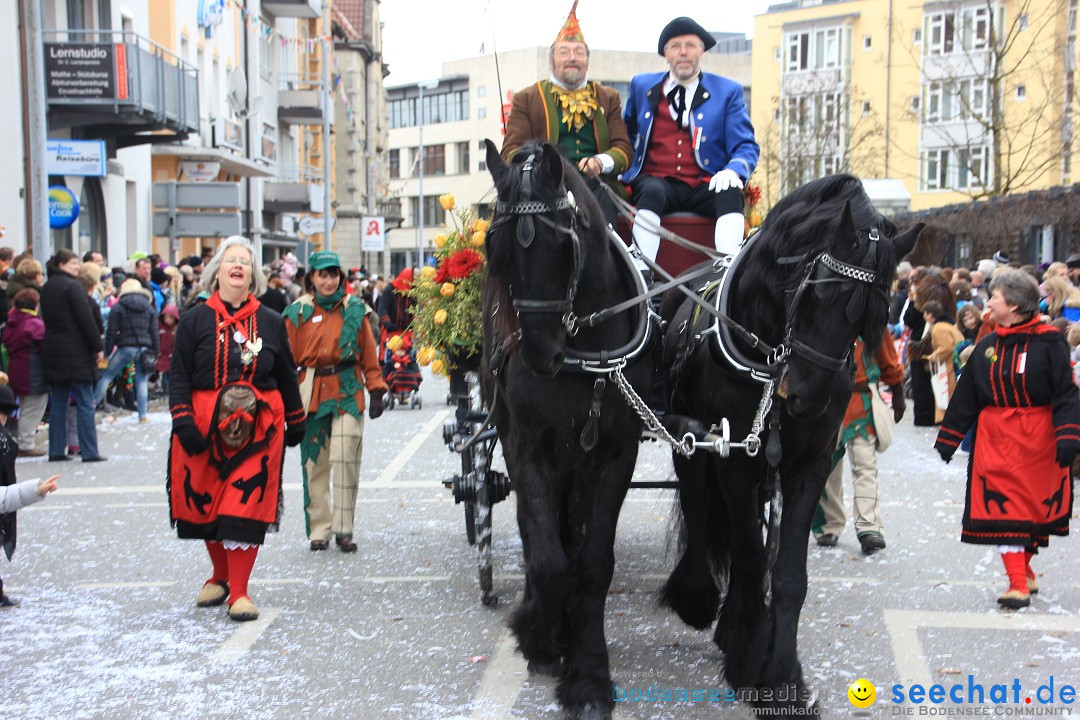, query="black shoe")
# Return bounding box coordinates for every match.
[859,533,886,555]
[309,539,329,551]
[816,533,839,547]
[0,594,19,608]
[81,456,107,462]
[48,455,71,462]
[336,535,358,553]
